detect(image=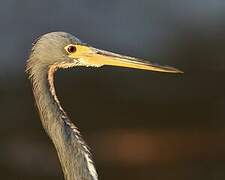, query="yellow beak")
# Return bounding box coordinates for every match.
[67,44,183,73]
